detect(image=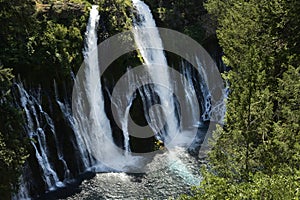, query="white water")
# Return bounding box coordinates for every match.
[179,62,202,128]
[132,0,179,145]
[16,83,65,190]
[13,181,31,200]
[54,80,87,172]
[13,3,226,199]
[12,165,31,200]
[195,57,226,123]
[130,0,204,189]
[109,68,136,154]
[73,5,114,168]
[72,6,139,171]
